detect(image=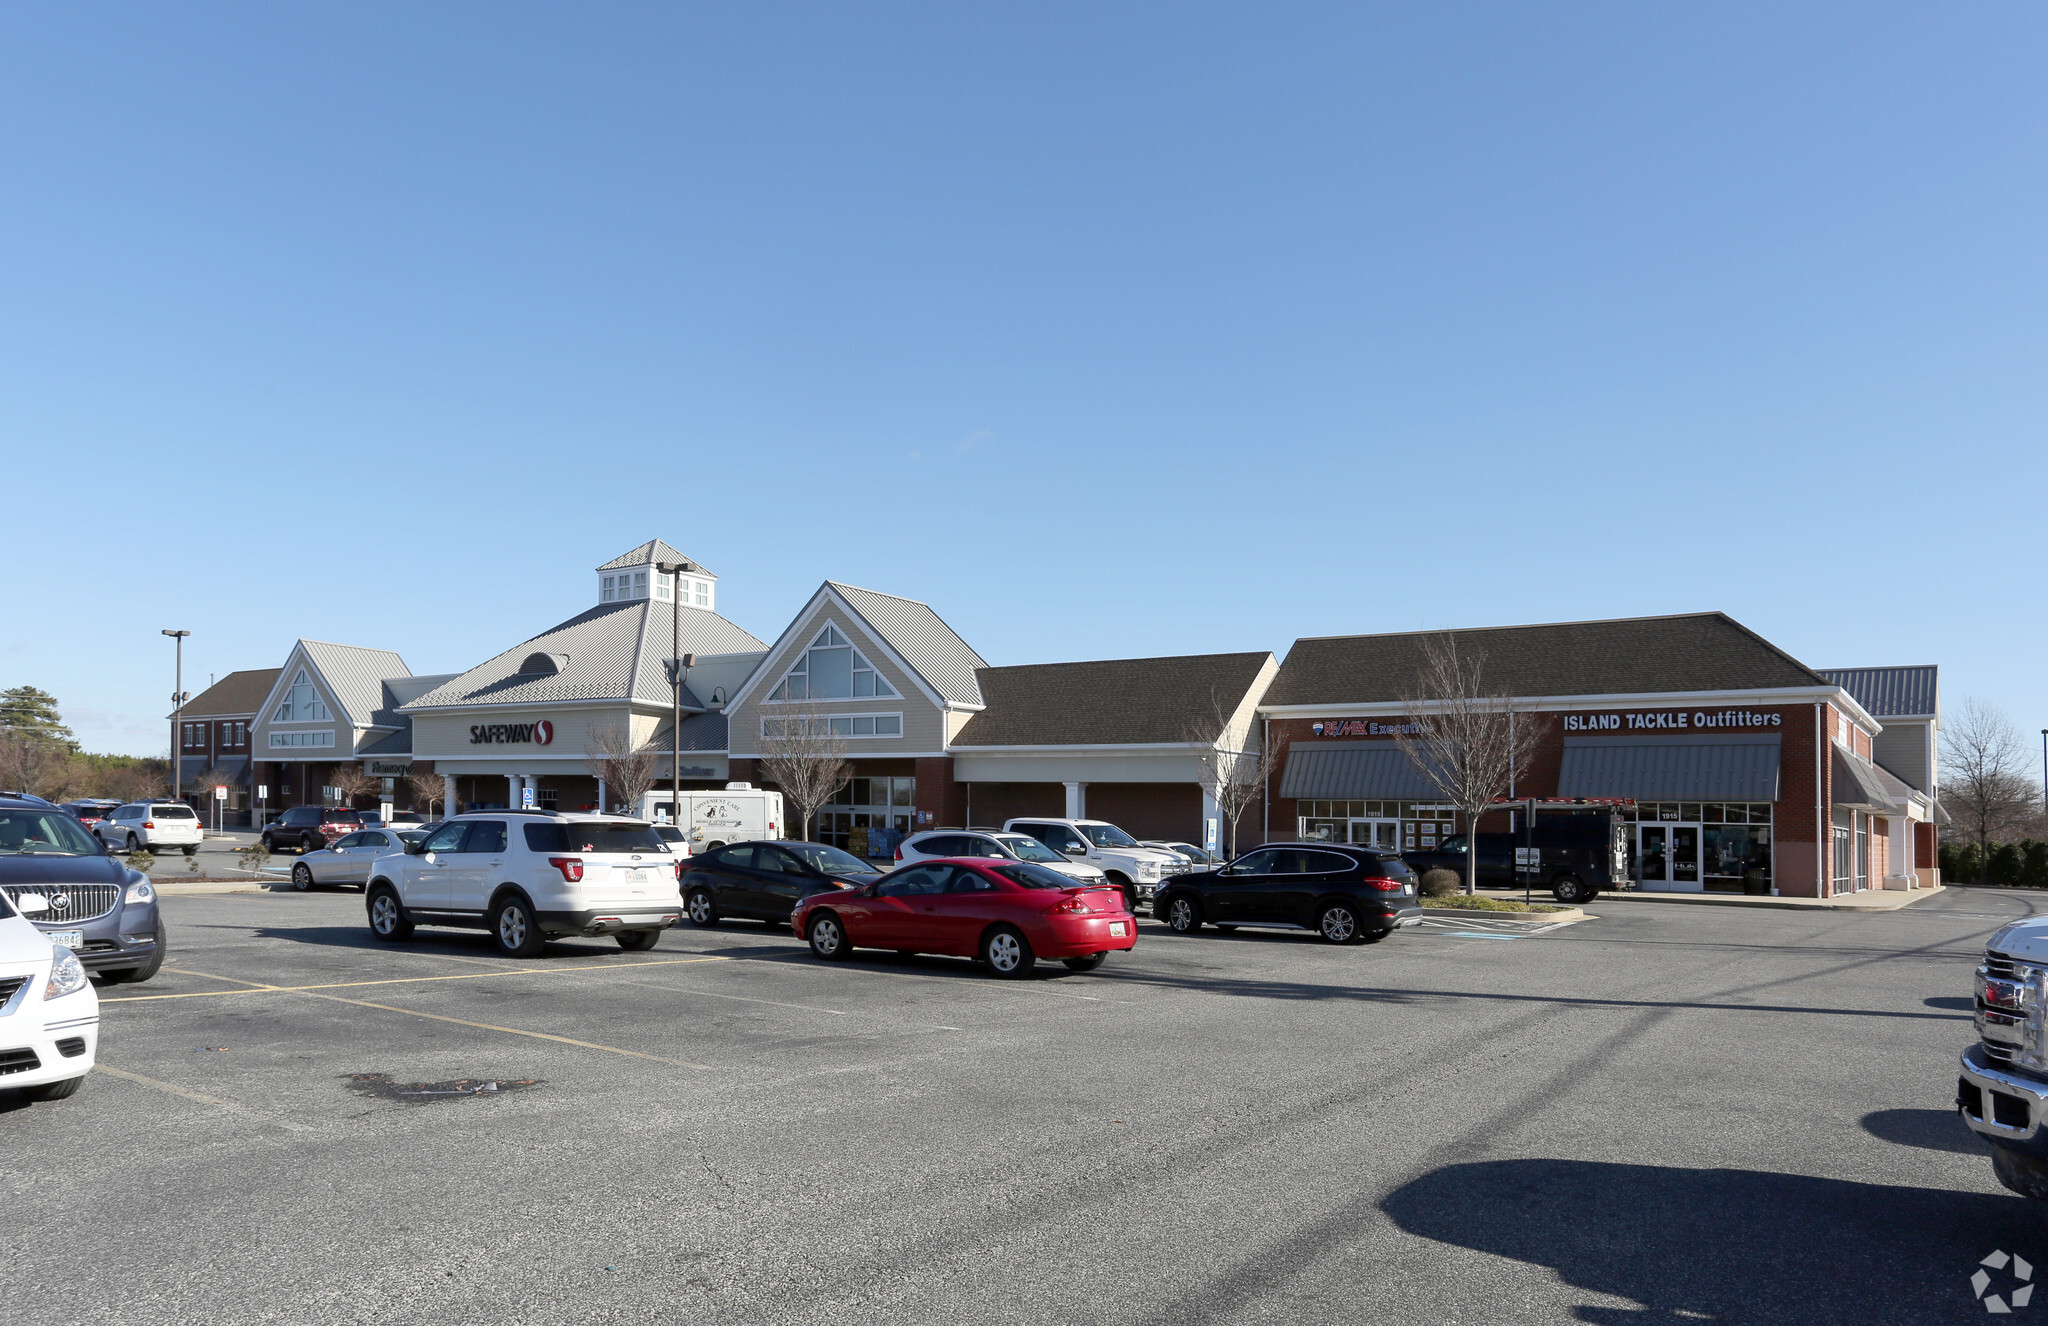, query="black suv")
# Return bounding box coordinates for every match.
[262,806,368,854]
[680,841,881,927]
[0,795,167,983]
[1153,843,1422,945]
